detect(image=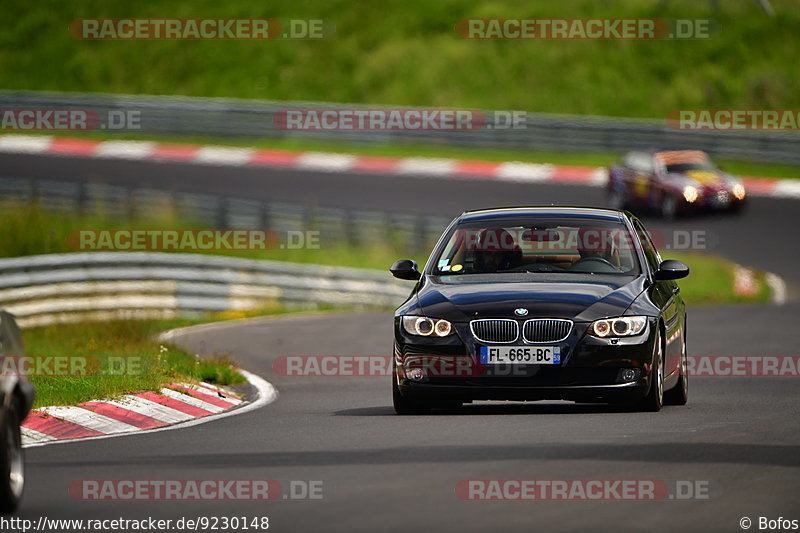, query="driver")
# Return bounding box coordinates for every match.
[575,227,617,266]
[473,228,521,272]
